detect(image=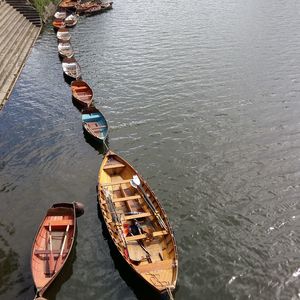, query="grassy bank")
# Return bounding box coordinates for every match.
[31,0,59,16]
